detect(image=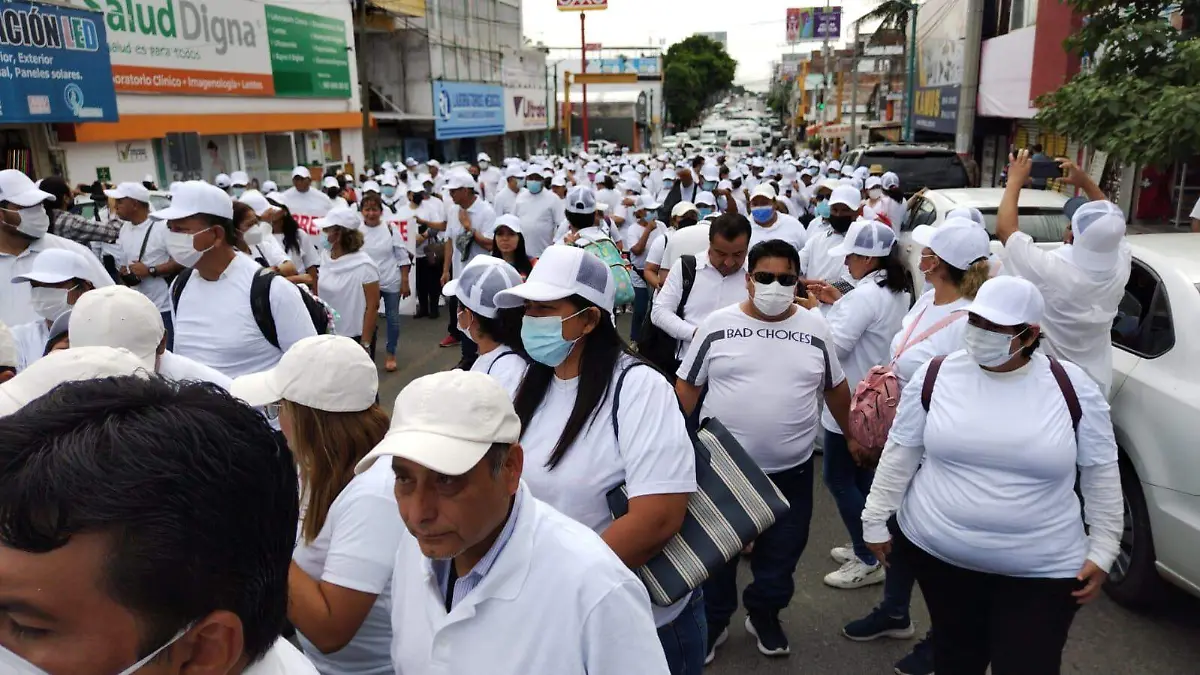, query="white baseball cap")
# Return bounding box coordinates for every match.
[946,206,985,227]
[751,183,777,201]
[10,248,97,286]
[355,370,521,476]
[104,182,151,204]
[1069,200,1127,273]
[550,175,568,187]
[379,174,398,187]
[443,256,524,319]
[964,276,1045,327]
[504,165,525,179]
[828,160,843,173]
[0,169,52,207]
[882,172,900,189]
[912,221,991,270]
[314,206,362,231]
[230,171,250,187]
[830,185,862,208]
[151,180,233,221]
[829,220,897,258]
[262,180,278,193]
[214,173,232,189]
[477,153,492,163]
[69,285,164,370]
[492,213,522,235]
[564,185,597,214]
[405,157,419,167]
[236,190,274,217]
[321,176,340,189]
[700,164,720,181]
[361,180,381,194]
[495,244,615,313]
[0,322,16,369]
[446,171,478,191]
[0,347,148,418]
[230,335,378,413]
[427,159,441,167]
[865,176,883,190]
[671,201,698,219]
[695,191,716,207]
[635,193,661,212]
[292,166,312,179]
